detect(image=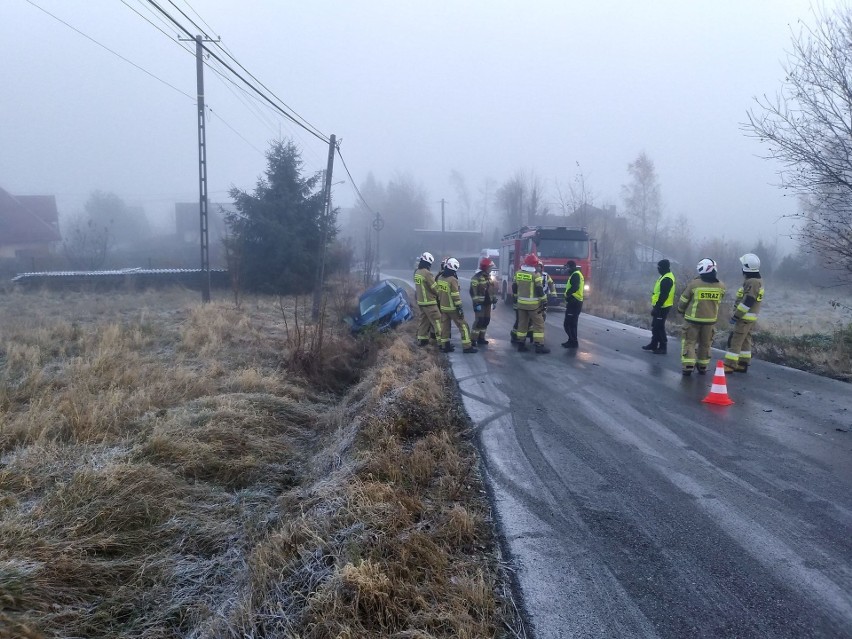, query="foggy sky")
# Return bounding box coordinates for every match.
[1,0,838,250]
